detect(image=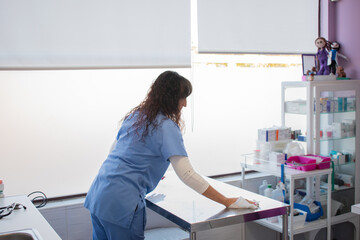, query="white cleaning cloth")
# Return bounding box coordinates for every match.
[228,196,259,209]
